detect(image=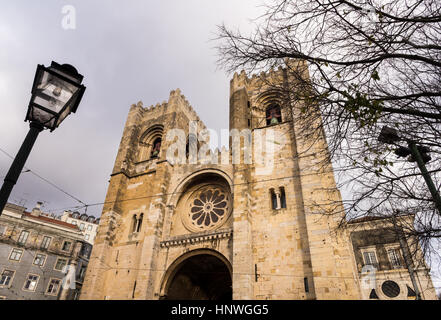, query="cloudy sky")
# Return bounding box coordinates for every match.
[0,1,264,216]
